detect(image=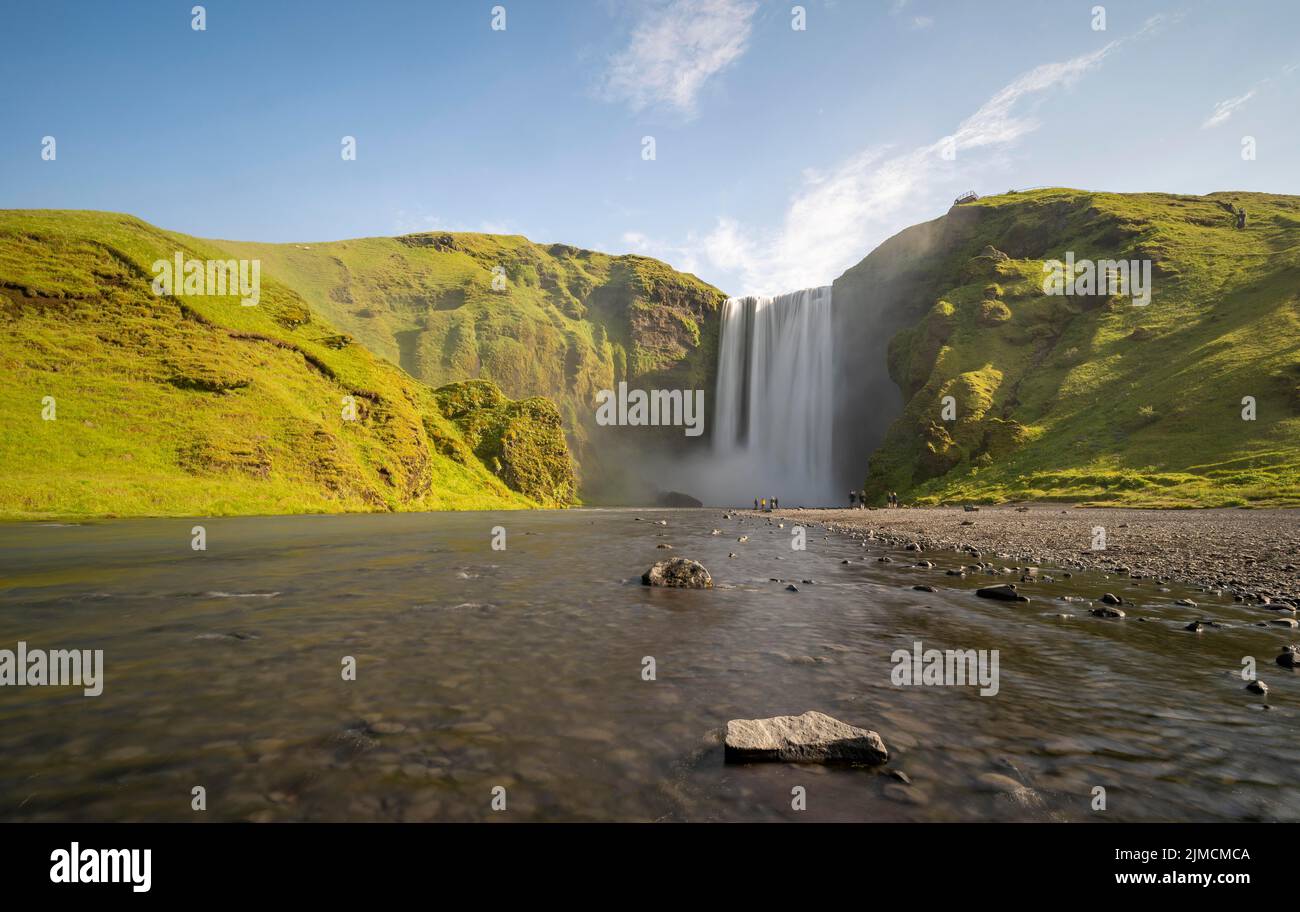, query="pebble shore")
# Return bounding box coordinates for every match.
[769,504,1300,606]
